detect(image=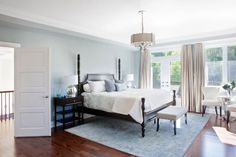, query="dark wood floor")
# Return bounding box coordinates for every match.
[0,115,236,157]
